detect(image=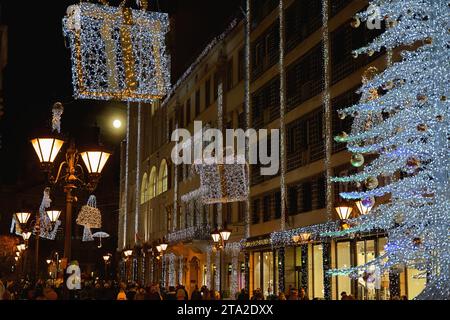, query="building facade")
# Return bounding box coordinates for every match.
[118,0,426,300]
